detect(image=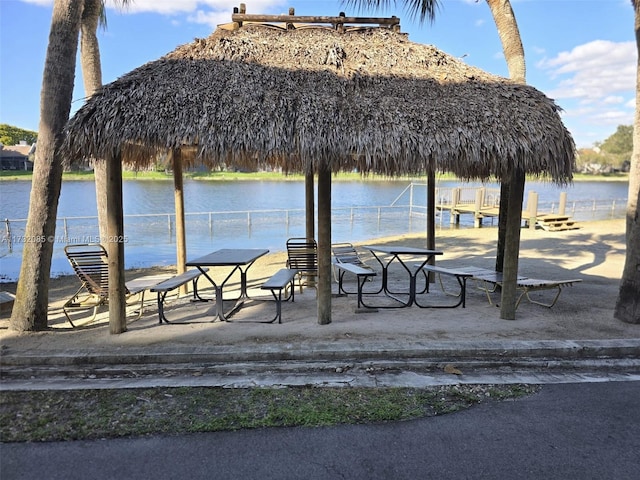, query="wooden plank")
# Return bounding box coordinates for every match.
[231,14,400,25]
